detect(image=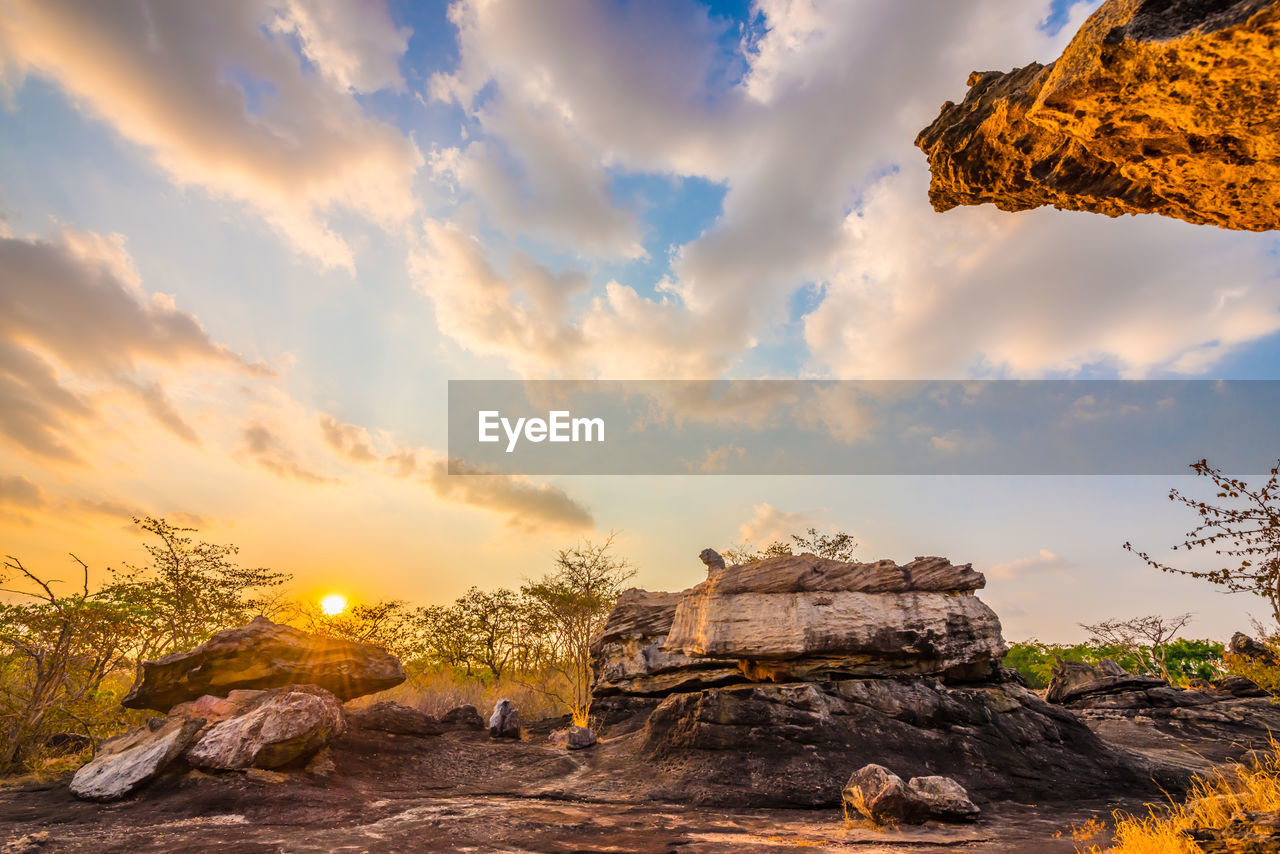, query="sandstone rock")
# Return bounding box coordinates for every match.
[549,725,598,750]
[347,702,442,737]
[590,588,748,697]
[185,685,345,770]
[699,548,725,573]
[1212,674,1270,698]
[663,554,1004,680]
[123,616,405,712]
[1230,631,1279,665]
[169,689,266,723]
[640,679,1149,806]
[843,764,913,824]
[304,746,336,777]
[916,0,1280,232]
[489,699,521,739]
[1,832,51,854]
[70,715,204,802]
[440,704,485,730]
[907,776,981,822]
